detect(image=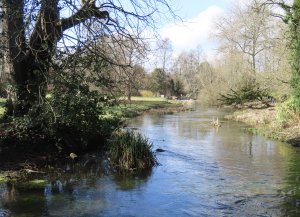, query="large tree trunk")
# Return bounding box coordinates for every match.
[3,0,60,115]
[2,0,108,116]
[2,0,27,115]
